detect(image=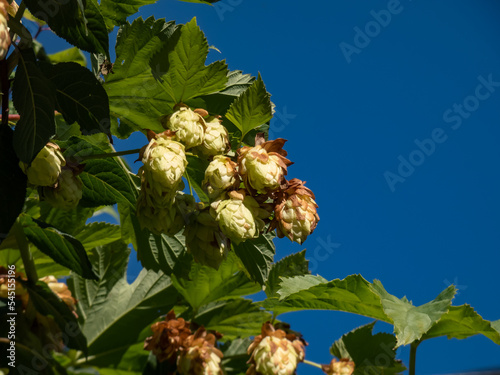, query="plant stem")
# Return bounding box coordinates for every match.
[13,218,38,283]
[409,341,419,375]
[80,148,141,161]
[303,359,323,370]
[1,59,9,128]
[14,1,27,23]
